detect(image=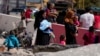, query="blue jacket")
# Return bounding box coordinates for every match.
[40,19,52,34]
[4,35,19,48]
